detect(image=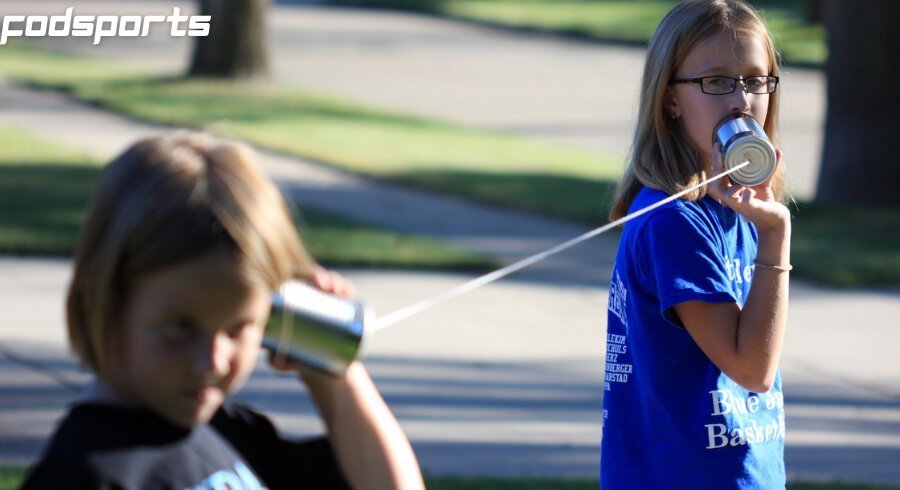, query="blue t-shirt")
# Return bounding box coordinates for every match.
[601,187,785,489]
